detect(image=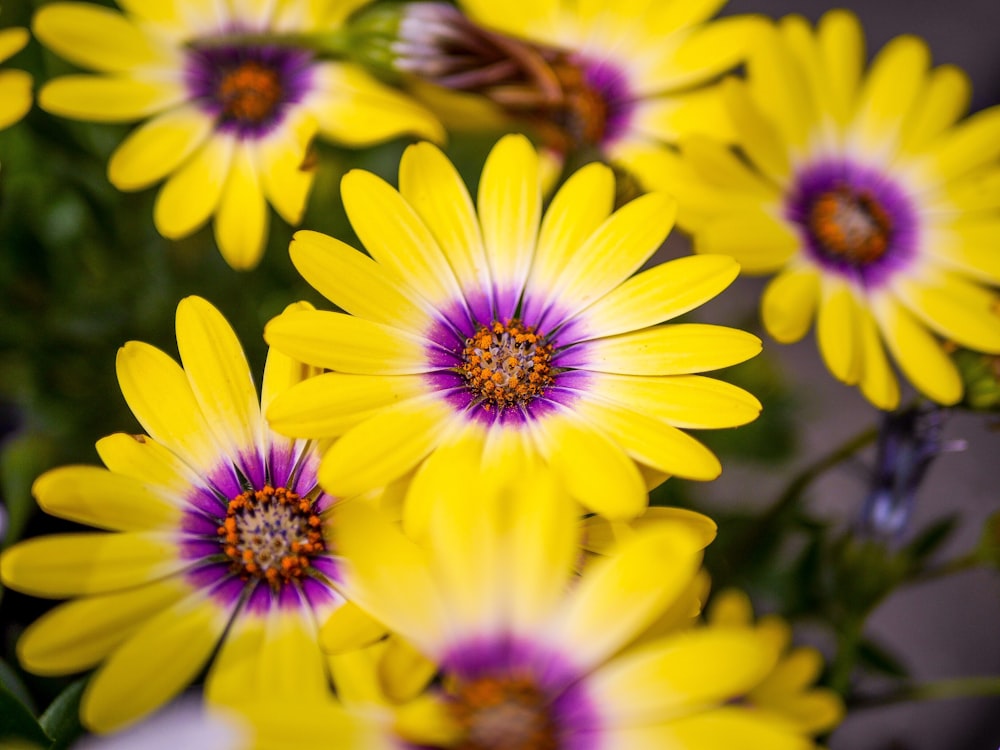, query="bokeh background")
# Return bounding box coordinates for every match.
[0,0,997,748]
